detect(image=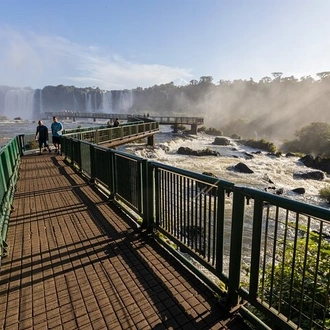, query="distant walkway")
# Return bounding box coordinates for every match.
[0,153,250,330]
